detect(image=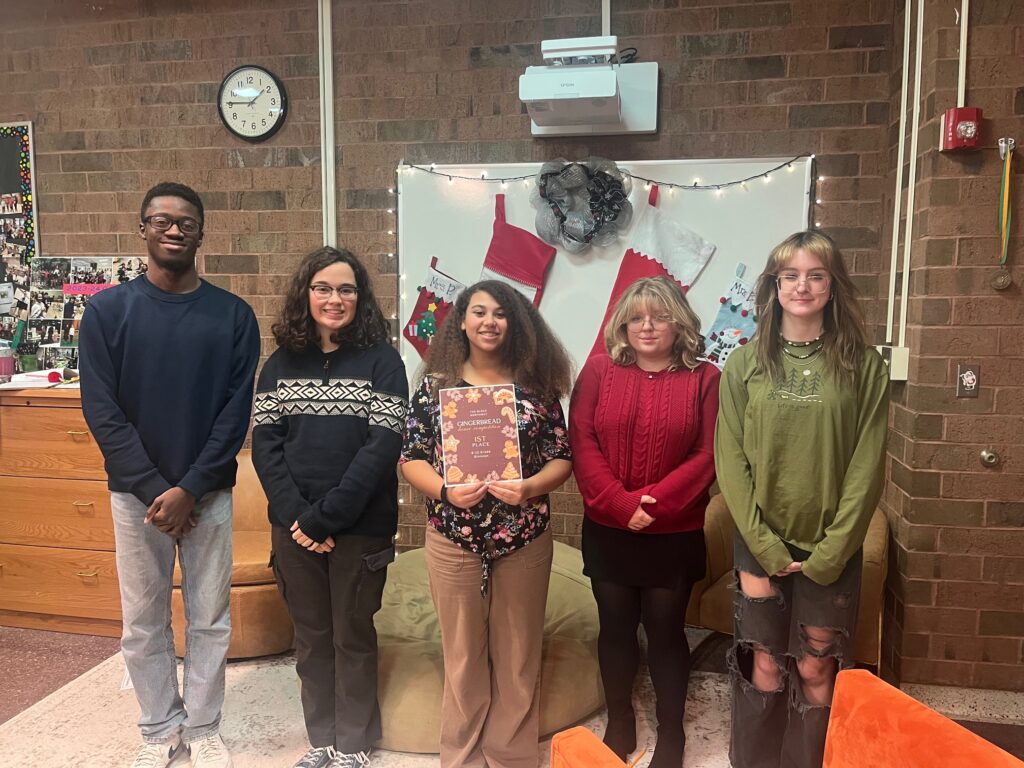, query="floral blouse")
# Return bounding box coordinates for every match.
[401,376,572,593]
